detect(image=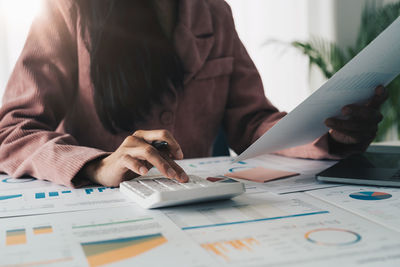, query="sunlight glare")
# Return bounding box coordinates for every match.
[1,0,44,25]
